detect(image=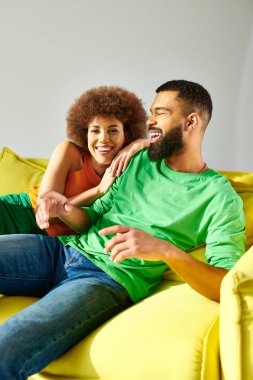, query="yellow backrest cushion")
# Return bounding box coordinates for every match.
[0,147,252,248]
[220,170,253,250]
[0,147,46,195]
